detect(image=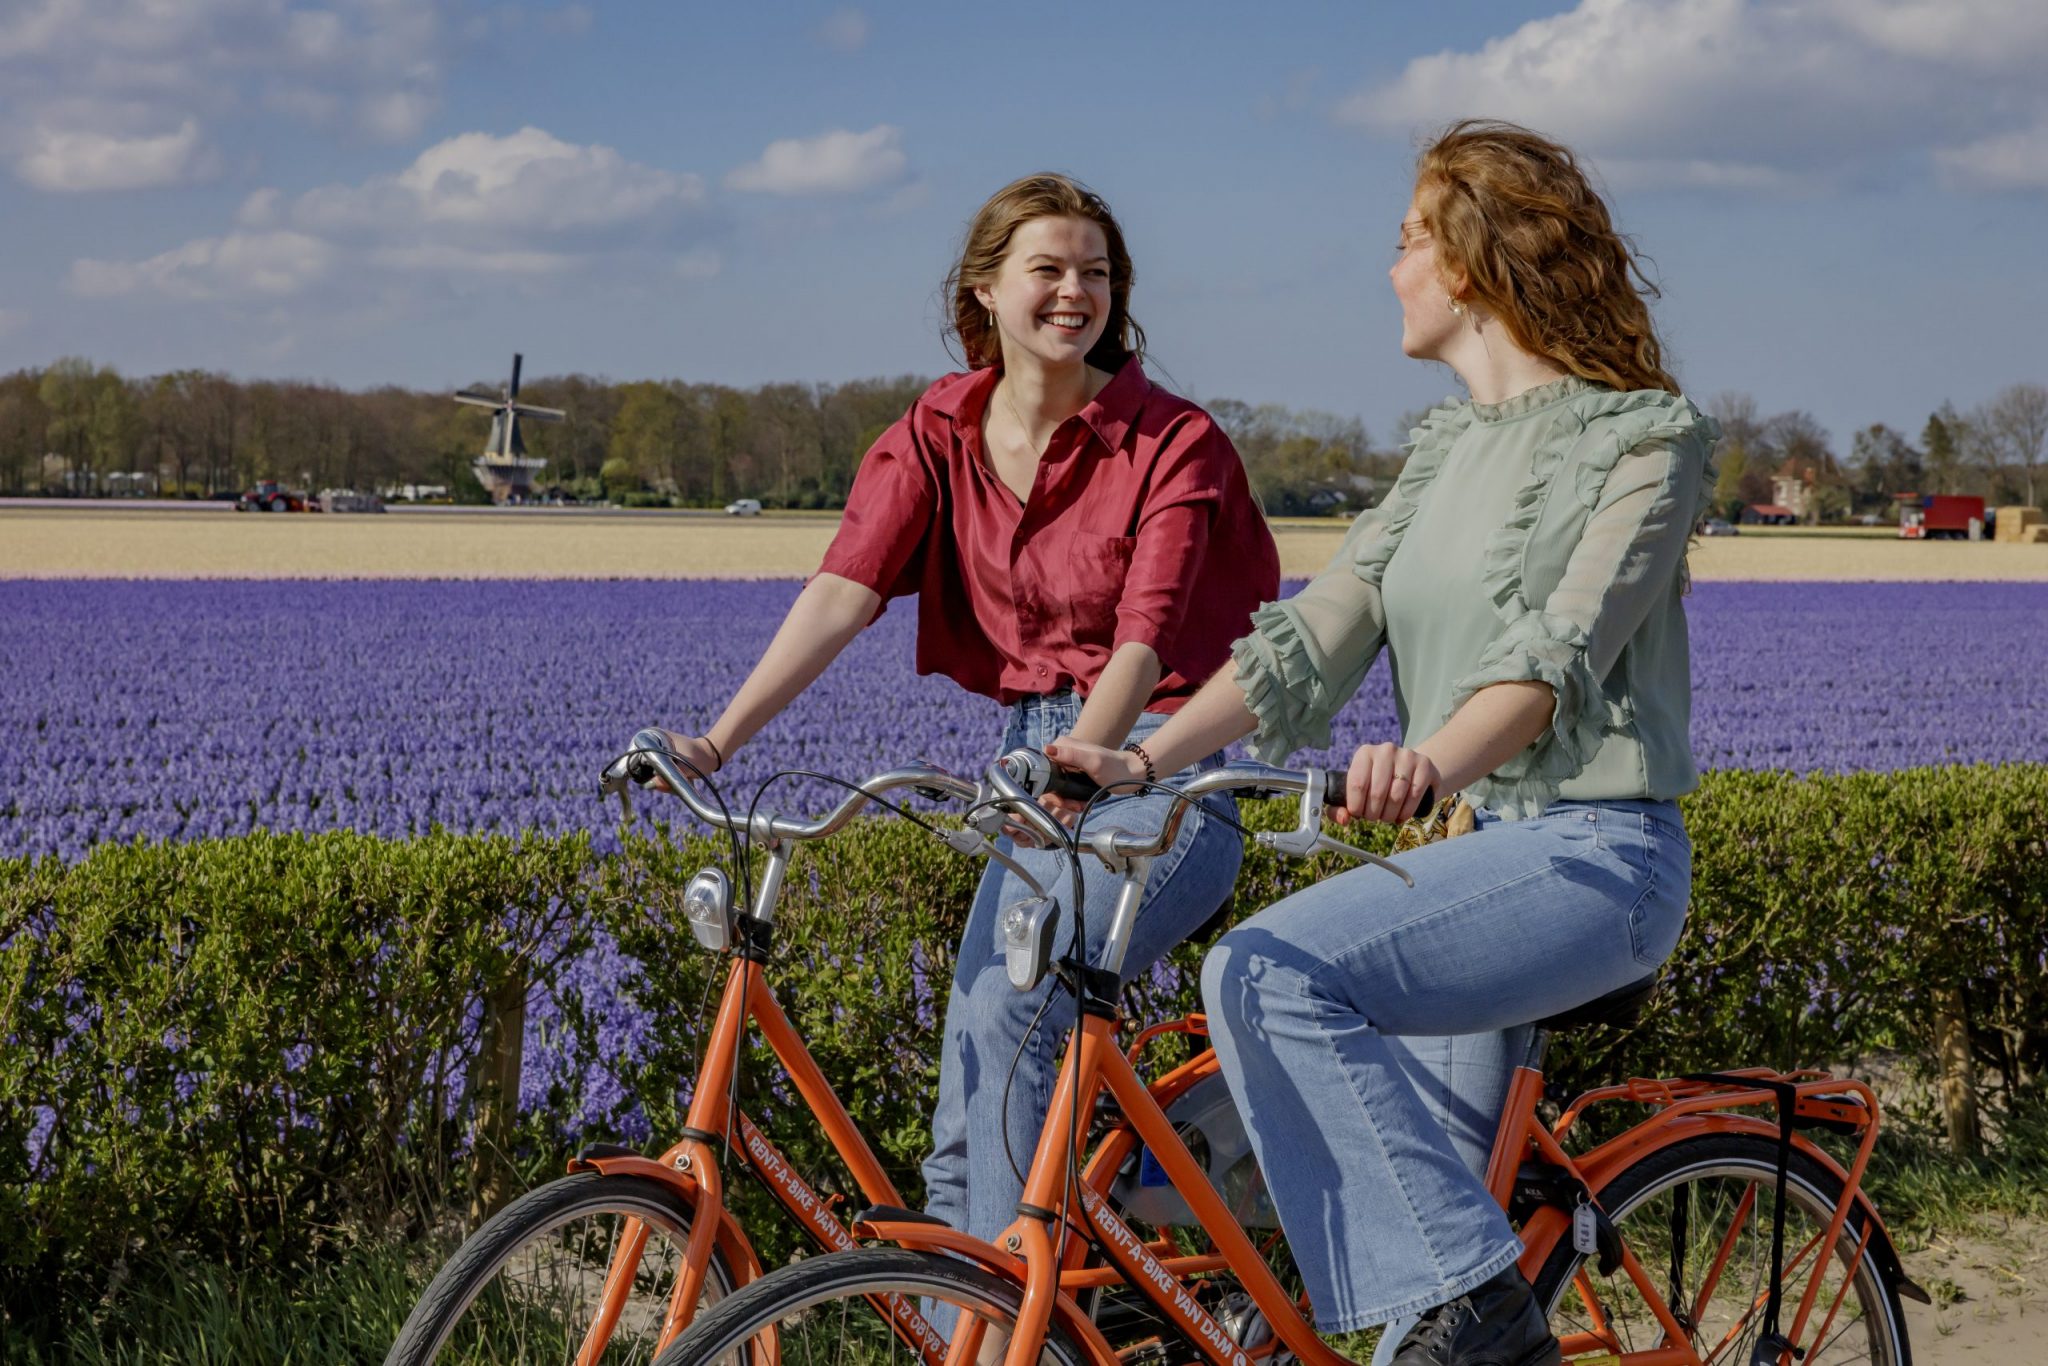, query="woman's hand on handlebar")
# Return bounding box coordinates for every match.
[1334,741,1442,826]
[1040,737,1144,828]
[650,729,723,794]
